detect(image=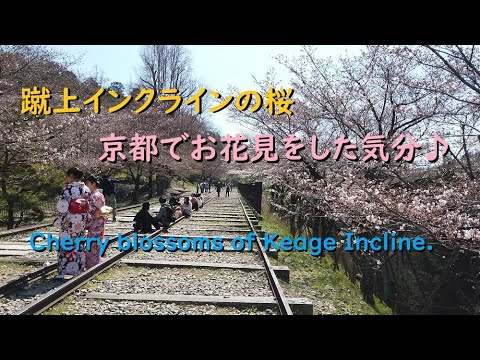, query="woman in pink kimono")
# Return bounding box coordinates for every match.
[85,175,107,269]
[54,167,91,279]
